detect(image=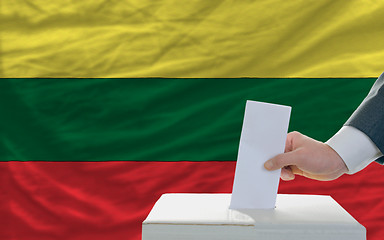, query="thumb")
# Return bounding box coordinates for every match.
[264,151,301,171]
